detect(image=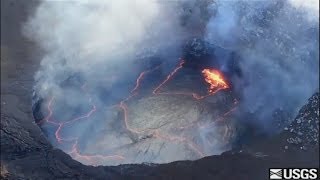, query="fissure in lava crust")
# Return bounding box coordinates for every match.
[35,59,238,166]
